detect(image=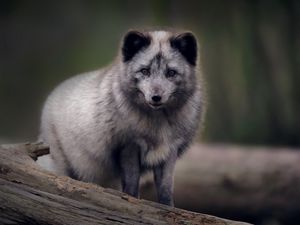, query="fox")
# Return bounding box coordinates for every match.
[38,30,205,206]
